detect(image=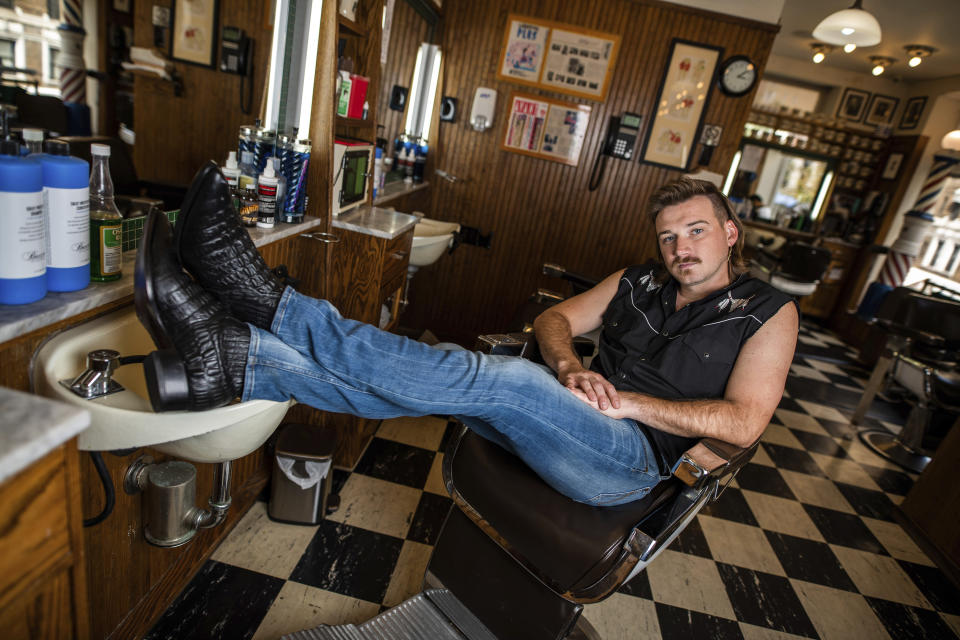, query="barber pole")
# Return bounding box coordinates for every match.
[57,0,87,105]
